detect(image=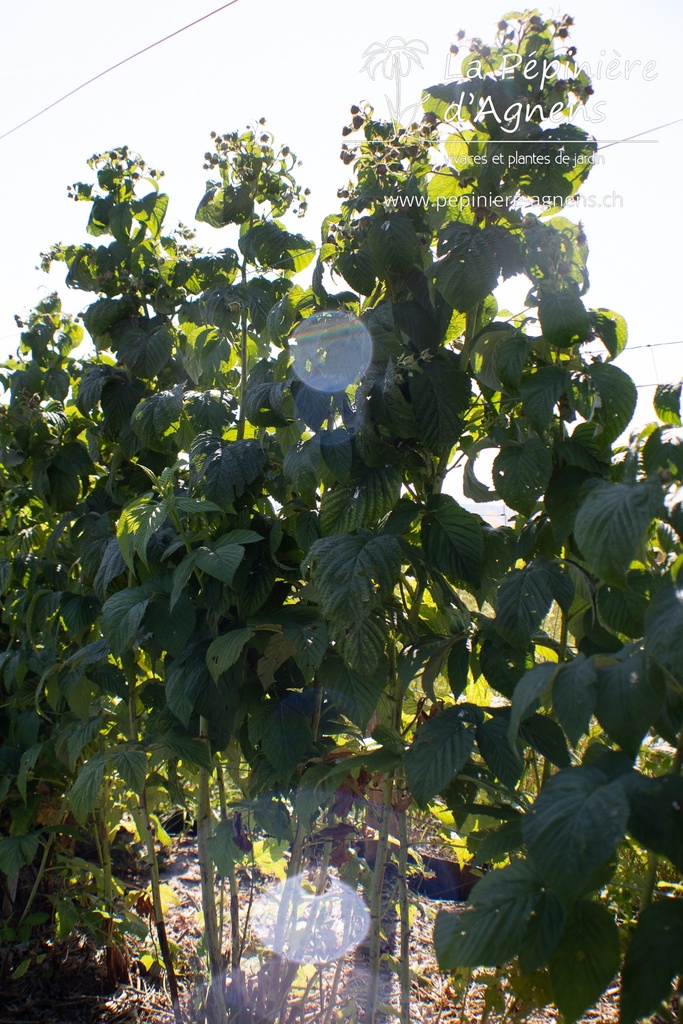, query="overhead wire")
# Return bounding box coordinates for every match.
[0,0,242,143]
